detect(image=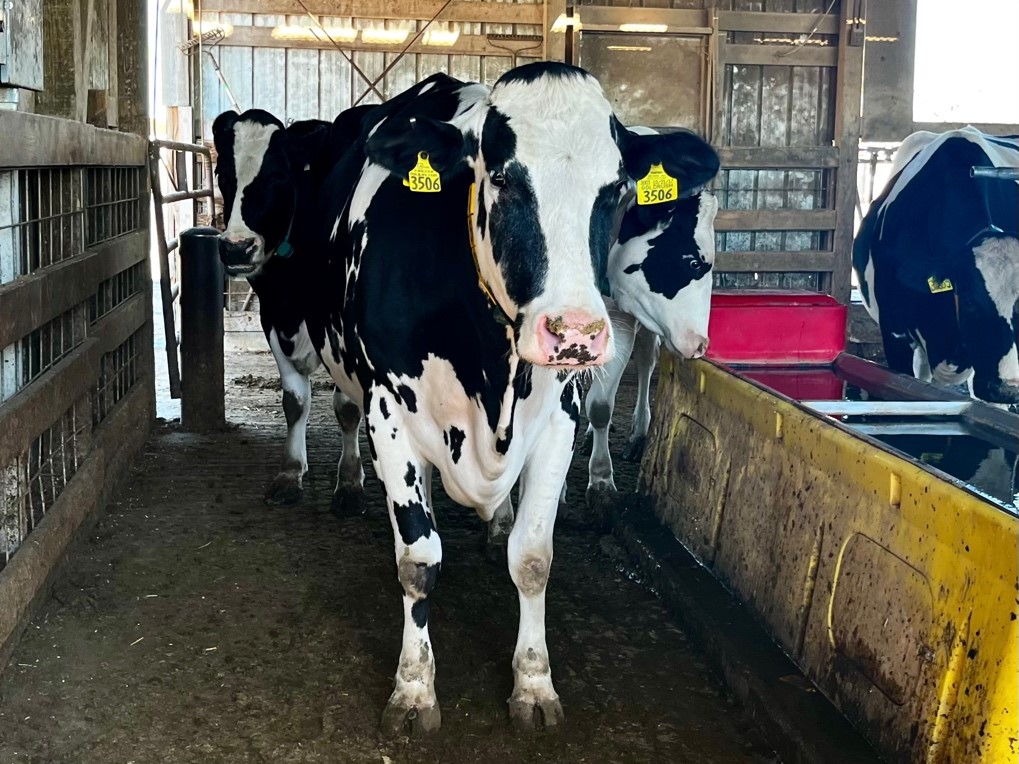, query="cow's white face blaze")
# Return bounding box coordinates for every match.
[608,191,718,359]
[212,109,311,279]
[468,70,622,368]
